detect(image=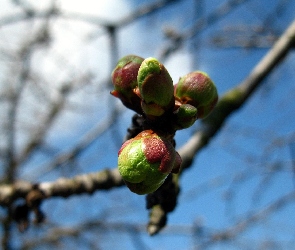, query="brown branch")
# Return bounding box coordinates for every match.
[0,168,124,207]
